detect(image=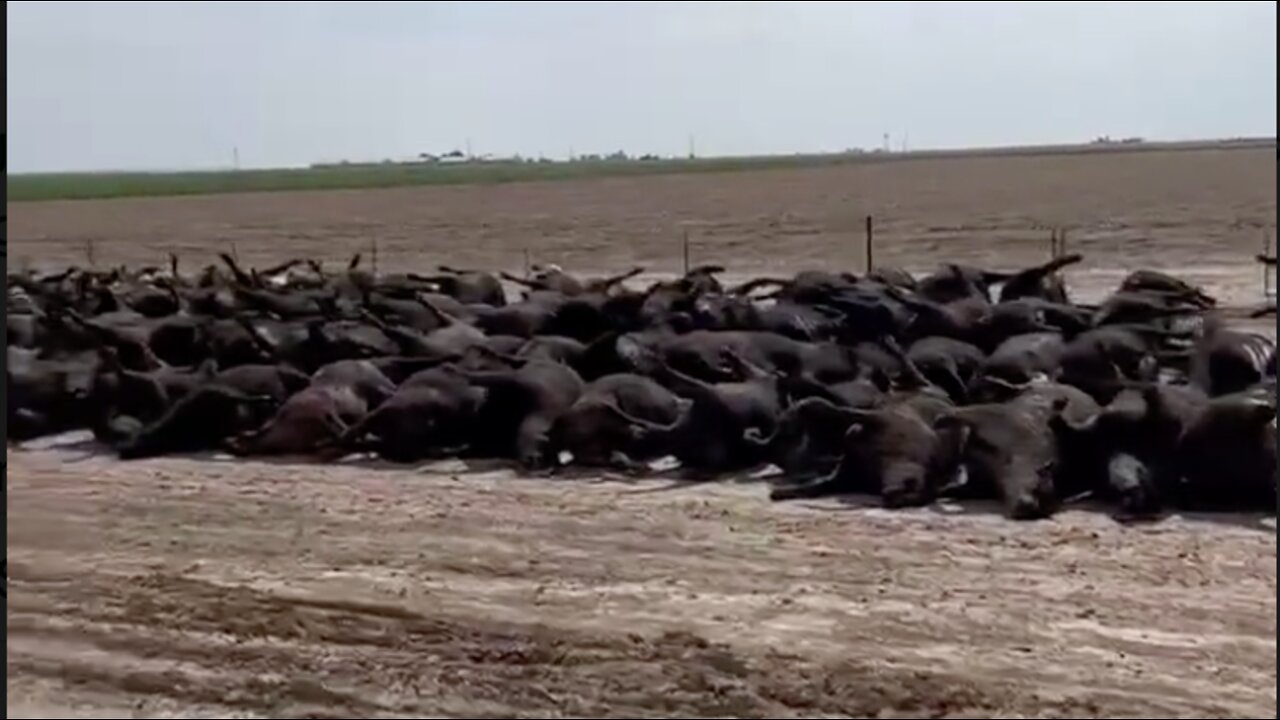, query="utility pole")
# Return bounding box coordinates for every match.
[232,146,240,170]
